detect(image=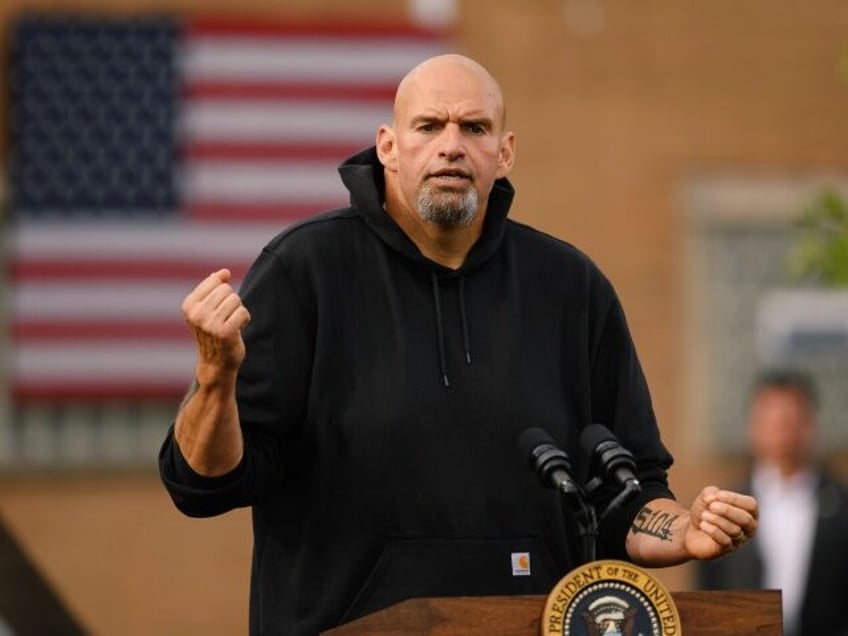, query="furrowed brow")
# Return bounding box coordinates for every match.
[462,117,494,130]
